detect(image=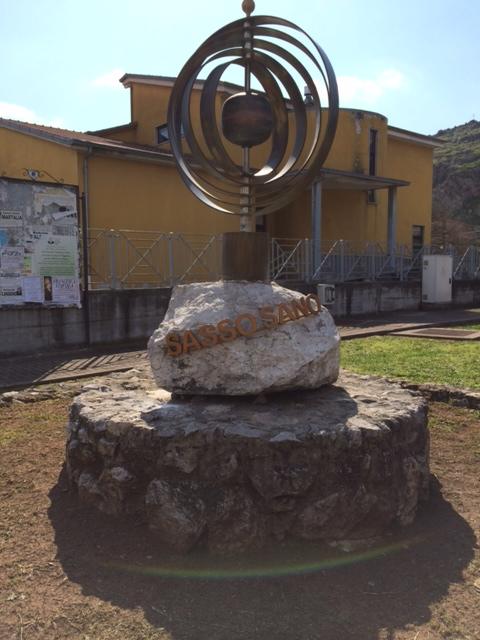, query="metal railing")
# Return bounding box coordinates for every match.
[453,244,480,280]
[87,229,221,289]
[270,237,312,281]
[84,228,480,289]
